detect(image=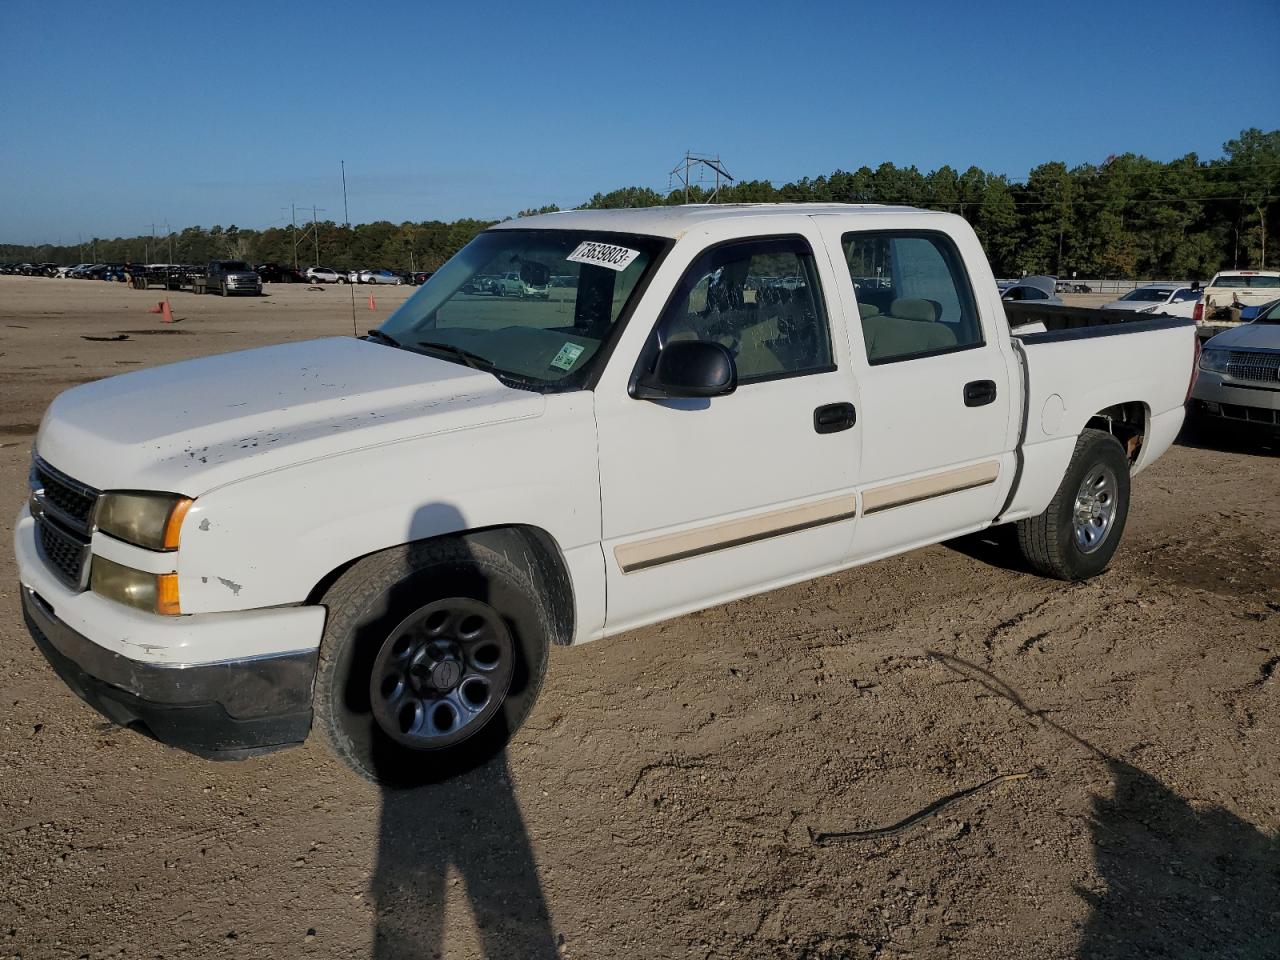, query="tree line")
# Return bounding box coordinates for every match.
[4,128,1276,280]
